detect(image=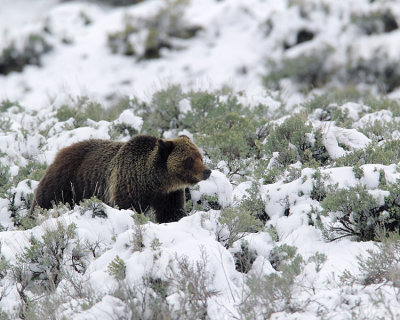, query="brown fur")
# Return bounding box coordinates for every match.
[30,135,211,223]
